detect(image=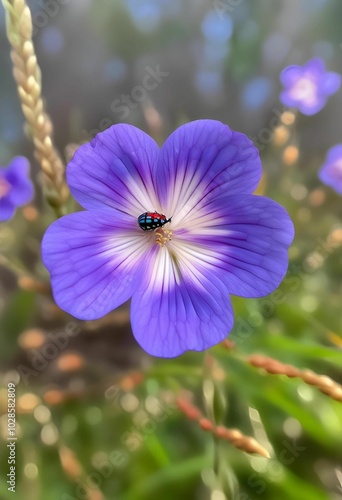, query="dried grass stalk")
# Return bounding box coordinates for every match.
[248,354,342,402]
[177,395,270,458]
[2,0,69,212]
